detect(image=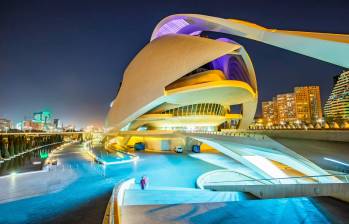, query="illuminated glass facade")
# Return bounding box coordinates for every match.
[161,103,226,117]
[33,111,52,124]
